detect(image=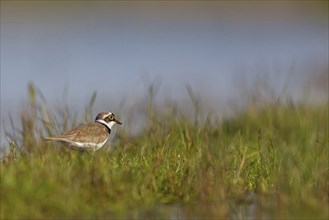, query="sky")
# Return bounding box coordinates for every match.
[1,1,328,146]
